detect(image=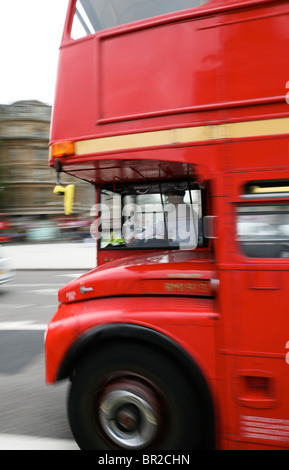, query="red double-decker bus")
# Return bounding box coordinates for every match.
[0,213,11,243]
[45,0,289,450]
